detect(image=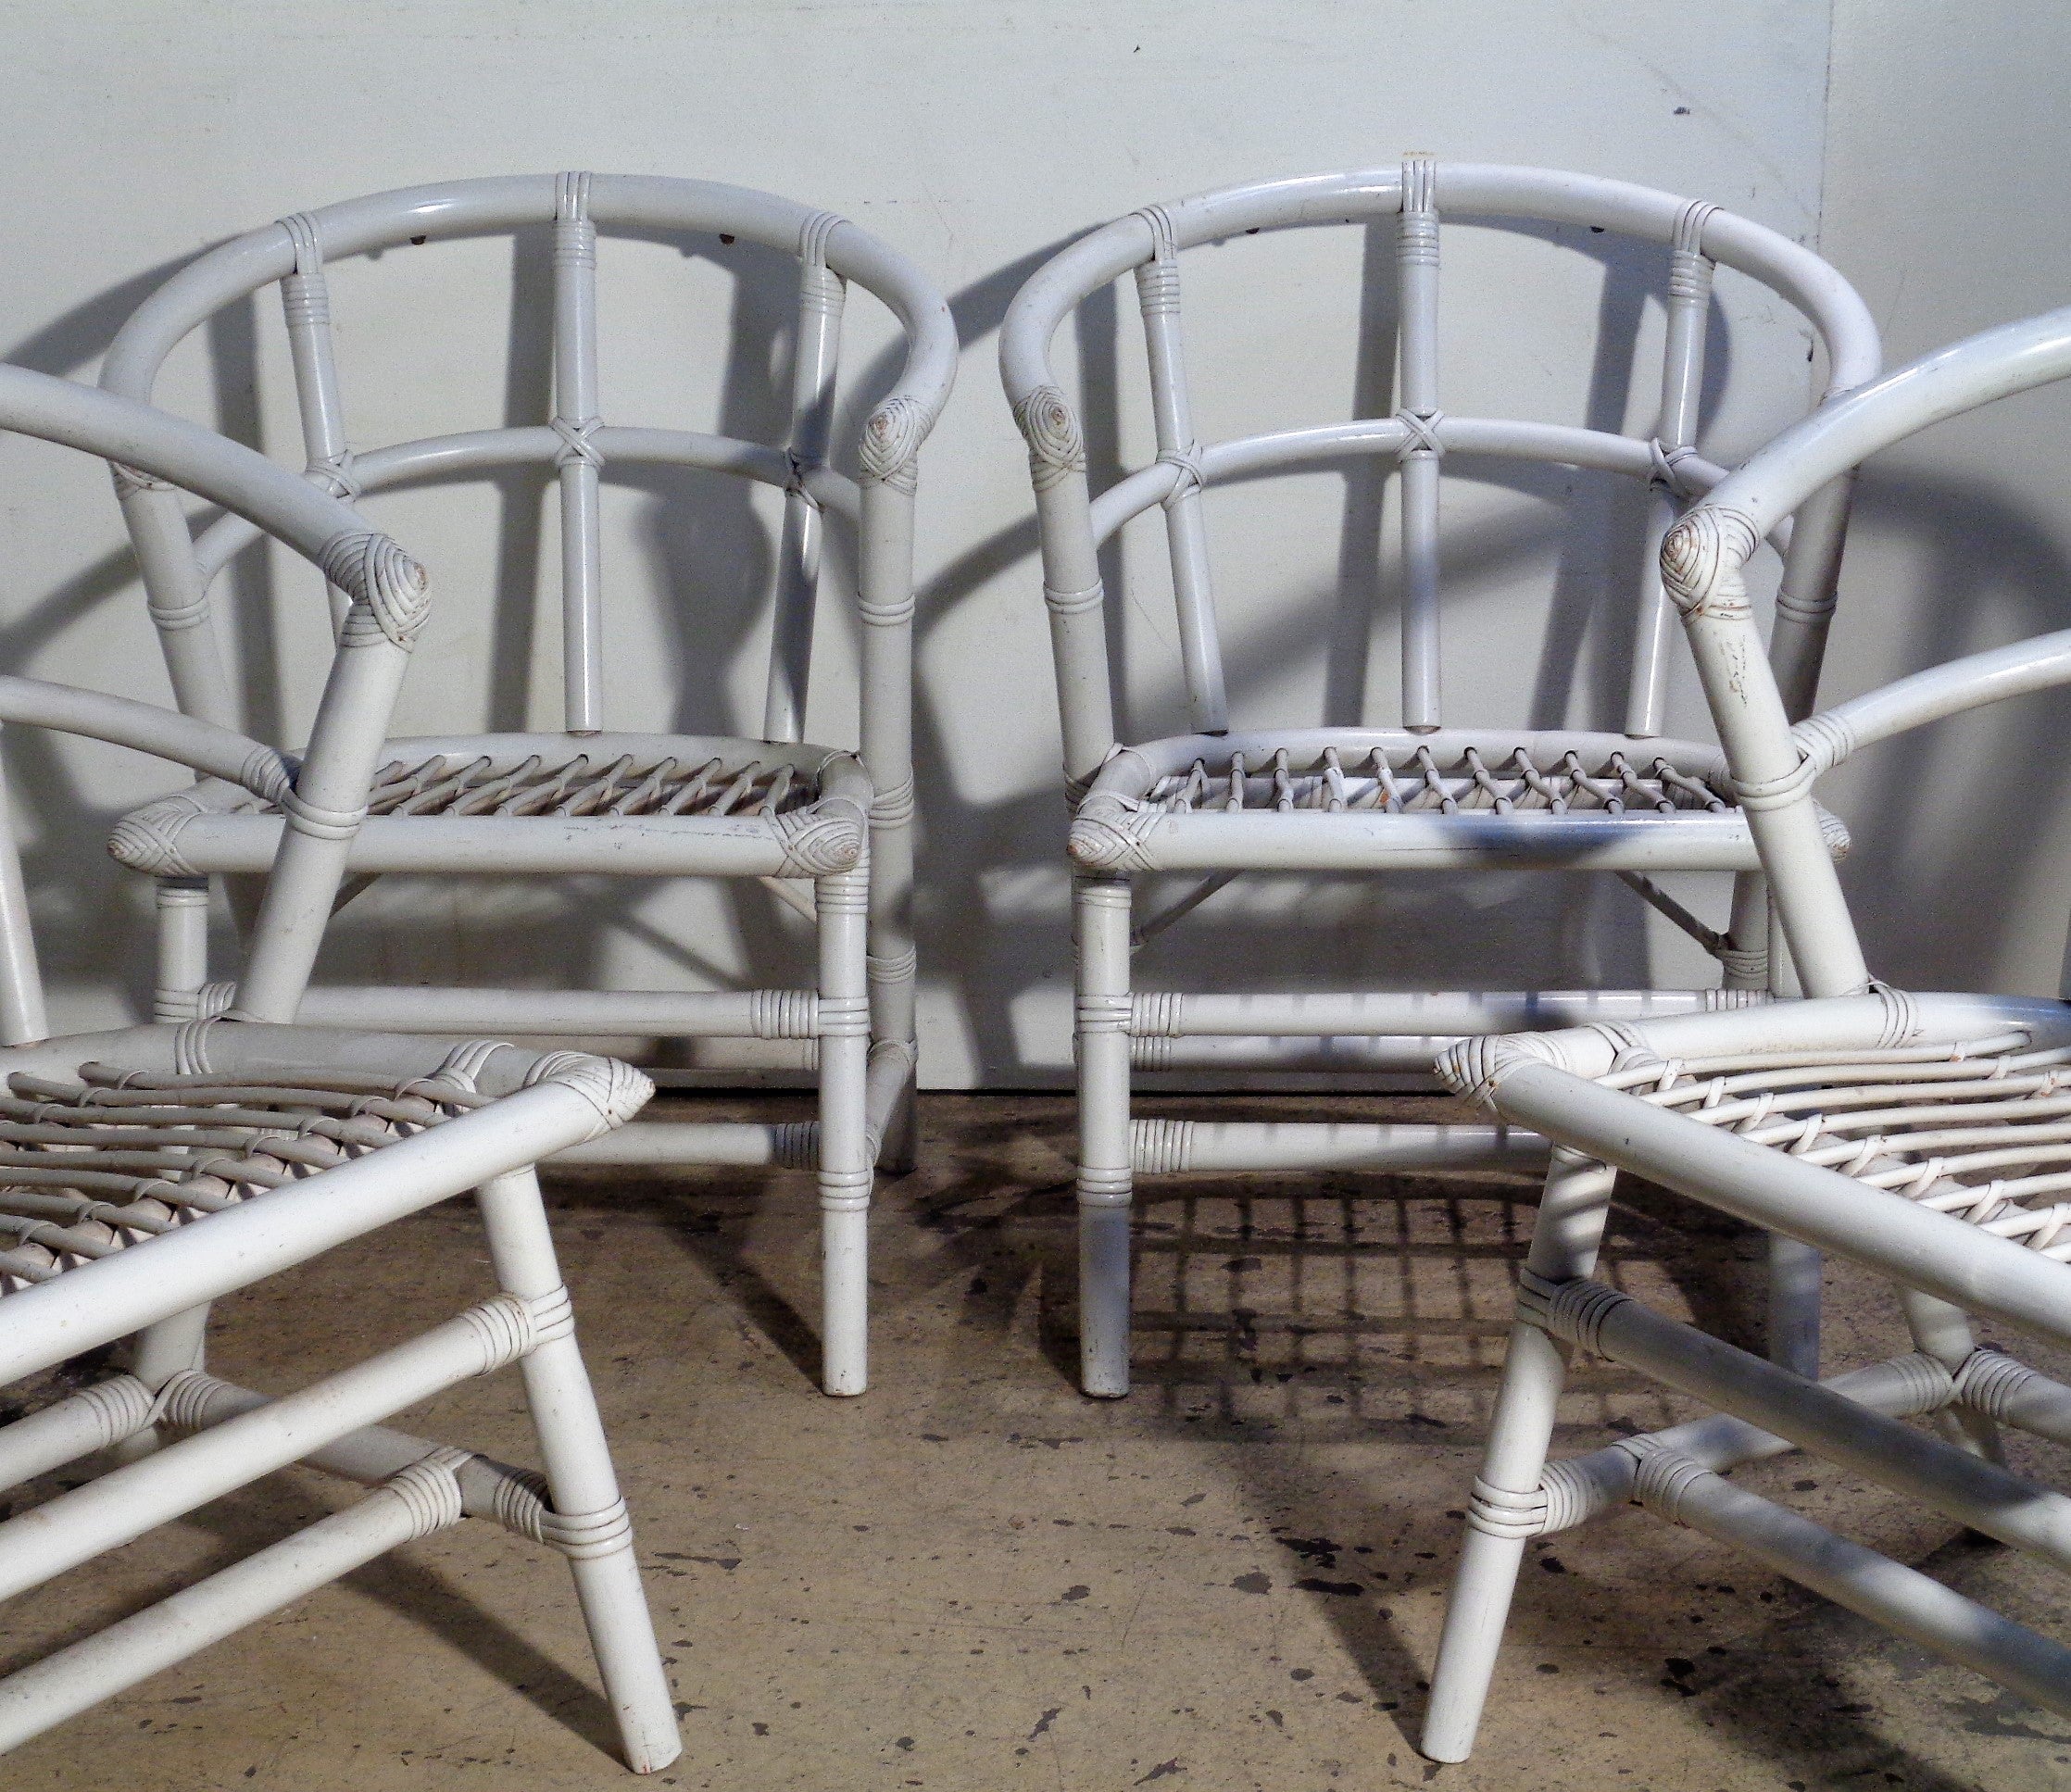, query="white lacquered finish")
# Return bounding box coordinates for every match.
[1129,1120,1543,1174]
[999,161,1880,1396]
[1424,307,2071,1764]
[103,175,959,1396]
[0,370,675,1772]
